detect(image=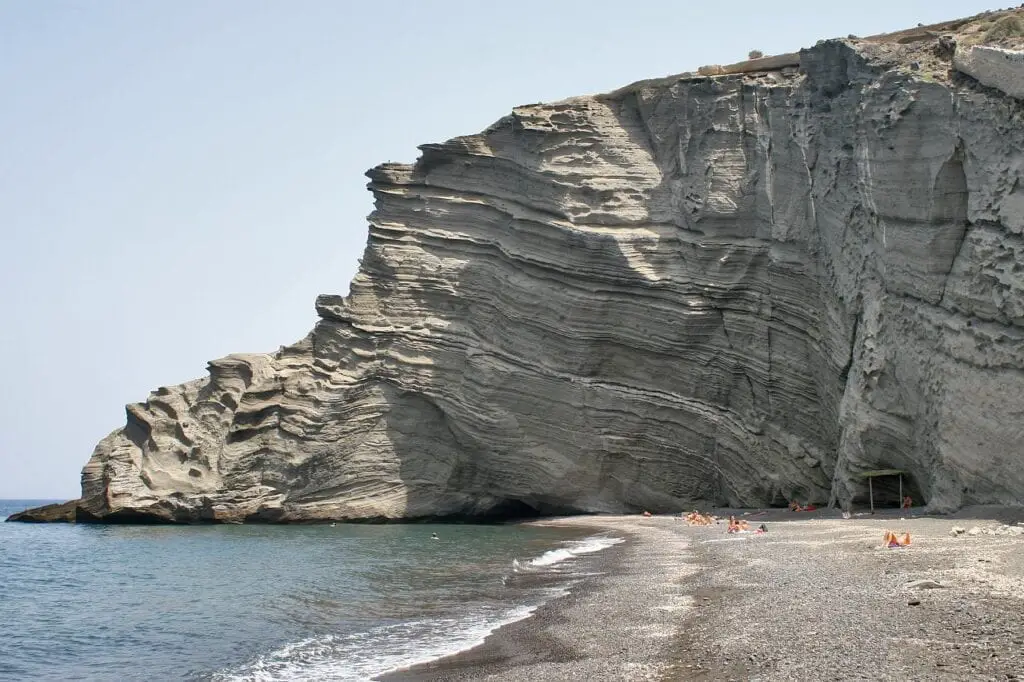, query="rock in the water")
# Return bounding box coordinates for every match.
[6,500,80,523]
[14,10,1024,523]
[951,526,966,536]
